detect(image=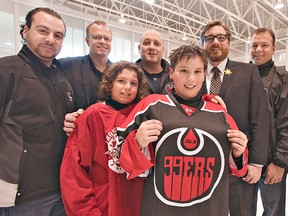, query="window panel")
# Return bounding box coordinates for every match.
[0,11,15,57]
